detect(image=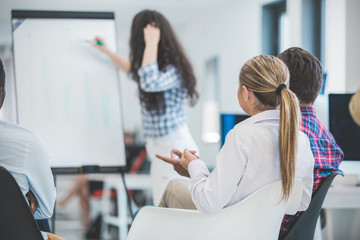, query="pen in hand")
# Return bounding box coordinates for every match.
[85,40,103,46]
